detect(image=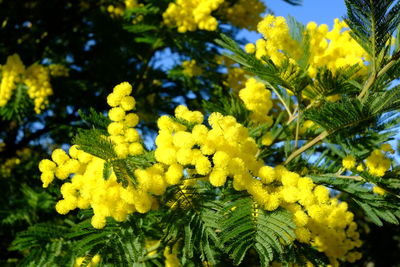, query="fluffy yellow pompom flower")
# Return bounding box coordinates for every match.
[125,128,140,142]
[91,214,107,229]
[261,132,274,146]
[342,155,356,169]
[107,92,122,107]
[129,142,143,156]
[115,143,129,158]
[239,78,273,125]
[40,172,55,188]
[120,96,136,111]
[165,163,184,185]
[108,107,126,121]
[365,149,391,176]
[195,156,212,175]
[124,113,139,127]
[108,122,124,136]
[372,186,386,195]
[209,169,228,187]
[113,81,132,96]
[39,159,57,172]
[173,131,195,148]
[51,149,70,165]
[295,227,311,243]
[258,166,276,184]
[245,43,256,53]
[164,245,180,267]
[175,105,204,124]
[55,199,71,215]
